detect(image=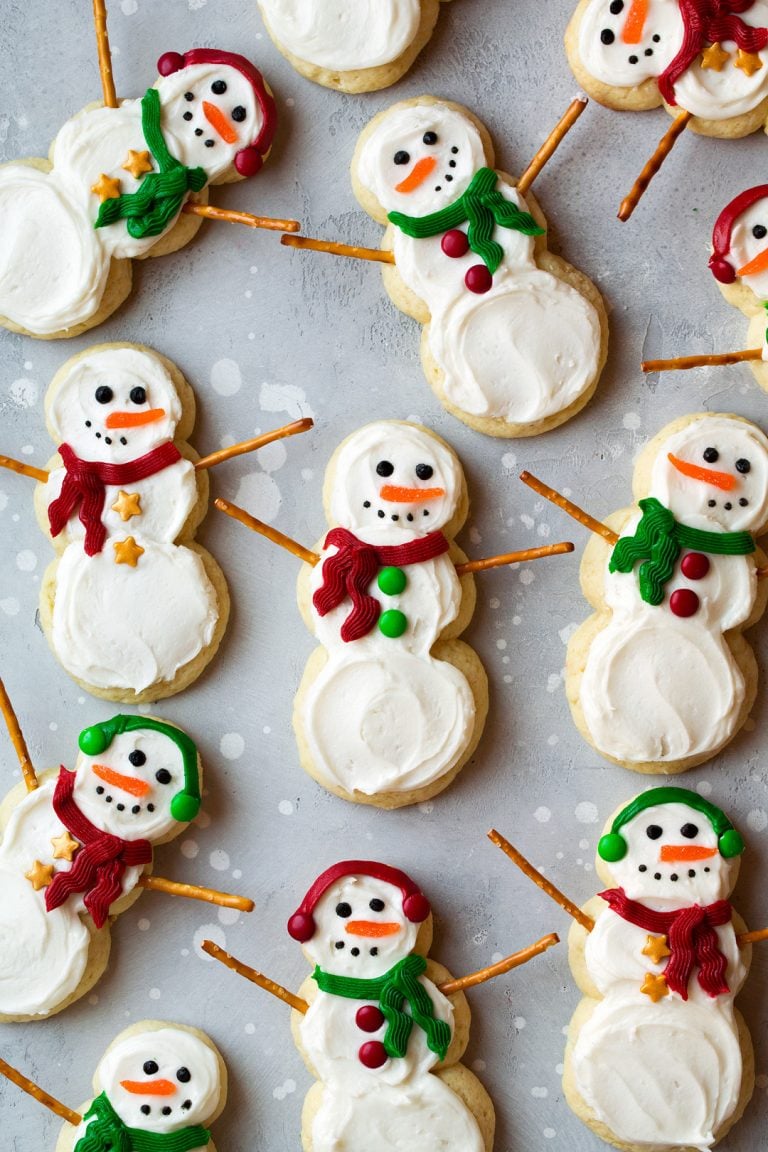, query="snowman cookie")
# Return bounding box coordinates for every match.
[204,860,558,1152]
[561,413,768,772]
[566,0,768,131]
[1,343,309,702]
[0,47,278,338]
[0,701,252,1021]
[257,0,448,93]
[217,420,574,807]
